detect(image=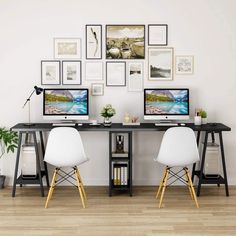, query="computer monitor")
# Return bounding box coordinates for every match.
[144,88,189,121]
[43,89,89,121]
